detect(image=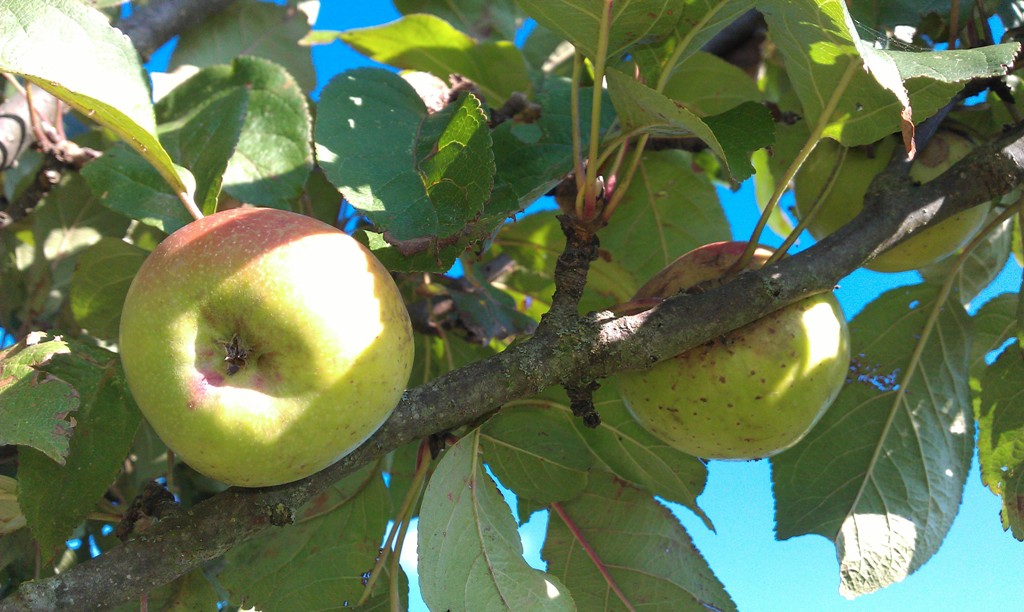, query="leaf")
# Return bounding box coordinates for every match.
[0,334,77,464]
[449,282,538,344]
[662,51,763,116]
[220,466,400,609]
[760,0,1019,148]
[156,57,313,210]
[70,238,147,343]
[159,87,249,213]
[394,0,525,40]
[81,144,195,233]
[976,341,1024,539]
[316,68,494,240]
[631,0,758,83]
[970,294,1018,379]
[543,471,735,611]
[0,475,26,536]
[0,0,189,197]
[340,13,531,104]
[772,284,974,598]
[17,340,141,559]
[480,402,594,503]
[921,218,1012,306]
[170,0,316,92]
[605,68,773,180]
[418,429,575,611]
[515,0,682,61]
[589,150,730,305]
